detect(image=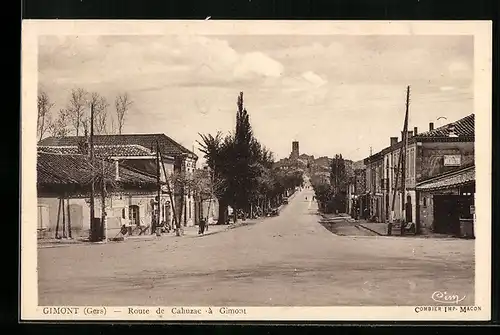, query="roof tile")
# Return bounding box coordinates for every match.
[39,134,197,159]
